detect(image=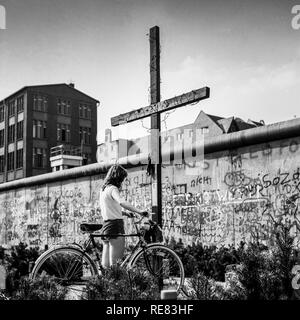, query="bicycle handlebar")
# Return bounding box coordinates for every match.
[126,212,164,235]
